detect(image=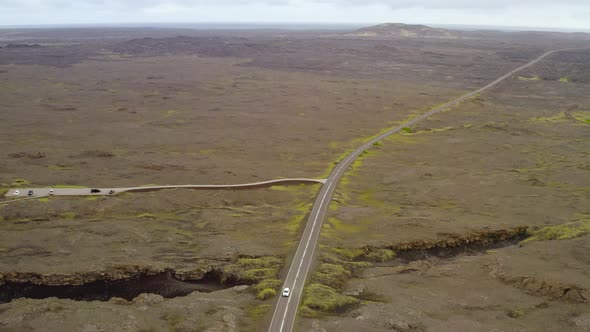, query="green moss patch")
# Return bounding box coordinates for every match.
[256,288,276,300]
[59,211,77,219]
[301,247,374,316]
[517,75,541,81]
[283,203,311,235]
[362,248,396,262]
[252,278,282,293]
[327,217,363,234]
[302,283,359,313]
[330,247,364,260]
[54,184,86,189]
[313,263,351,288]
[529,112,567,123]
[246,304,271,320]
[224,256,283,301]
[522,216,590,244]
[10,179,30,187]
[240,268,277,282]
